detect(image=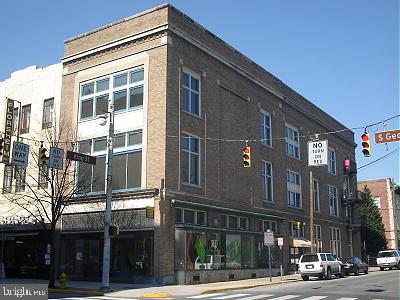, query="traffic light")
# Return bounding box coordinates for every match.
[361,133,371,157]
[38,147,48,161]
[0,138,4,156]
[242,146,251,167]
